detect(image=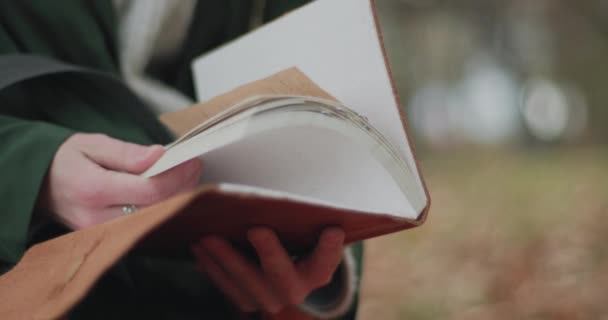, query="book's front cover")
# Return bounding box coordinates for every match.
[139,186,423,255]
